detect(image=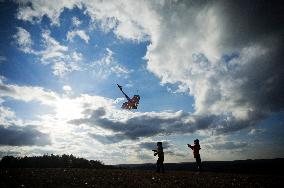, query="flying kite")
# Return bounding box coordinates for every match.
[117,84,140,110]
